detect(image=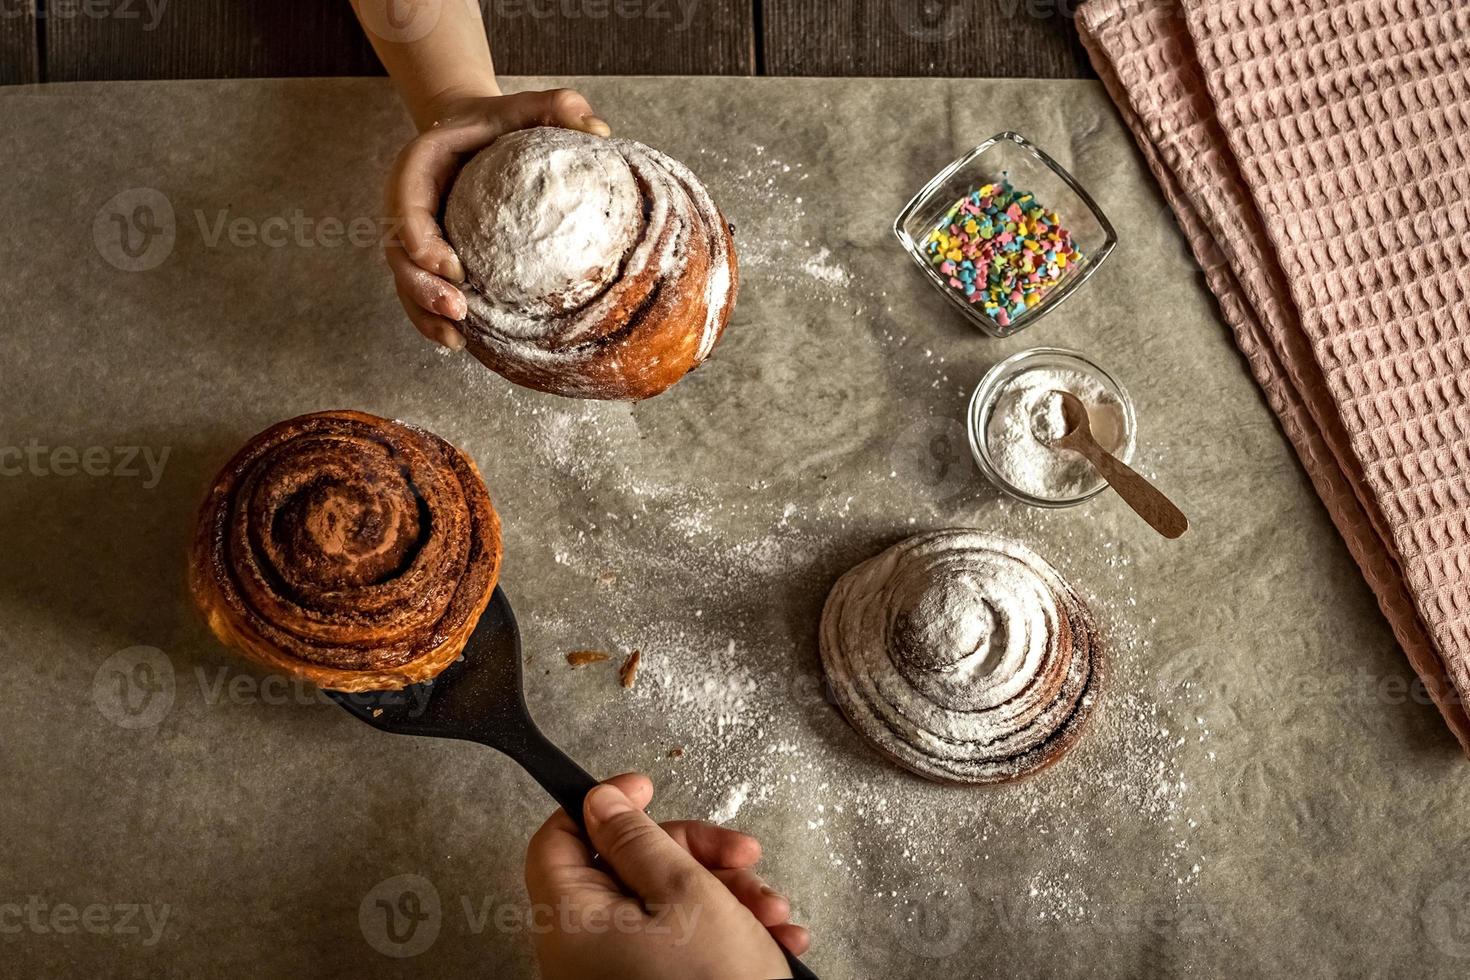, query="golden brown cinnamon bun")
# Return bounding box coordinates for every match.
[189,410,501,692]
[819,530,1103,784]
[443,126,738,400]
